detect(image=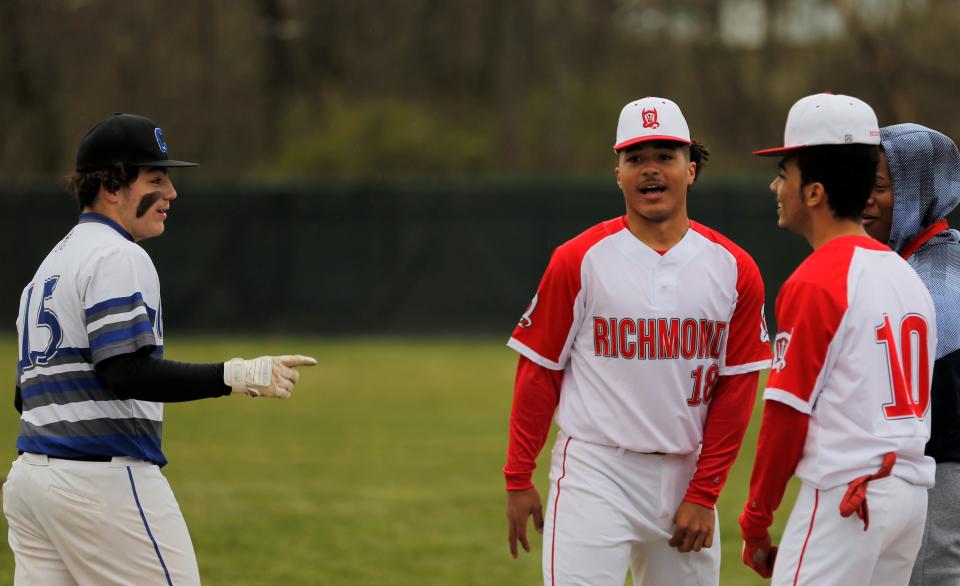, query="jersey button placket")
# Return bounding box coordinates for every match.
[652,261,678,310]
